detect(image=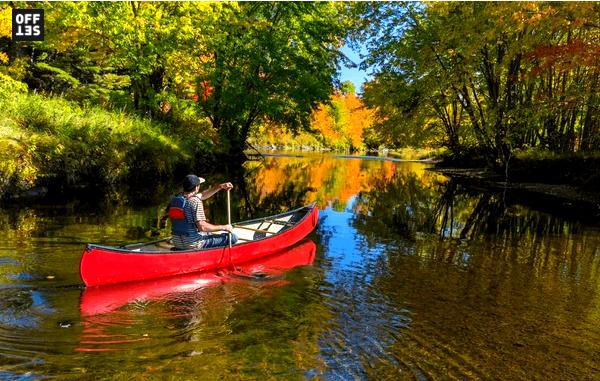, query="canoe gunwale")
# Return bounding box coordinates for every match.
[80,203,319,286]
[85,202,317,255]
